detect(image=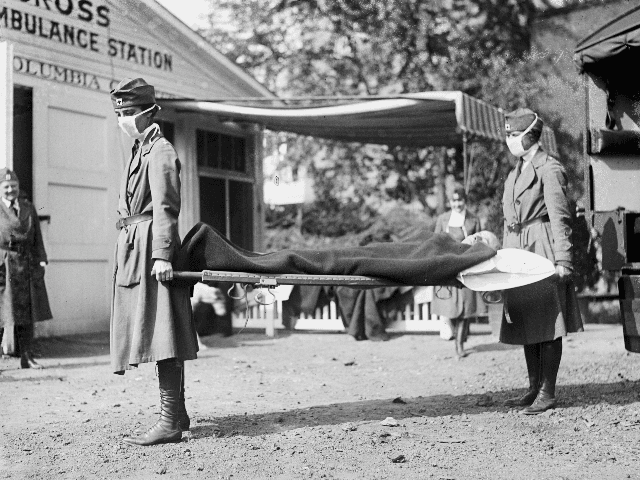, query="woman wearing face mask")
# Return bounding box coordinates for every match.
[431,186,484,358]
[500,108,582,415]
[109,78,197,446]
